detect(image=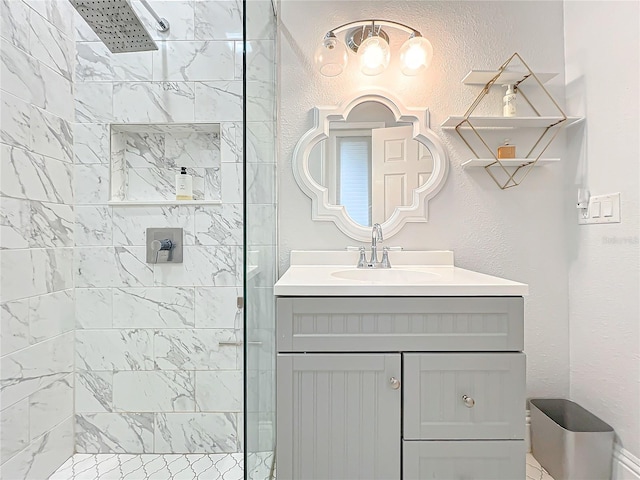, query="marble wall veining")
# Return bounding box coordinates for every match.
[0,0,76,477]
[71,0,259,455]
